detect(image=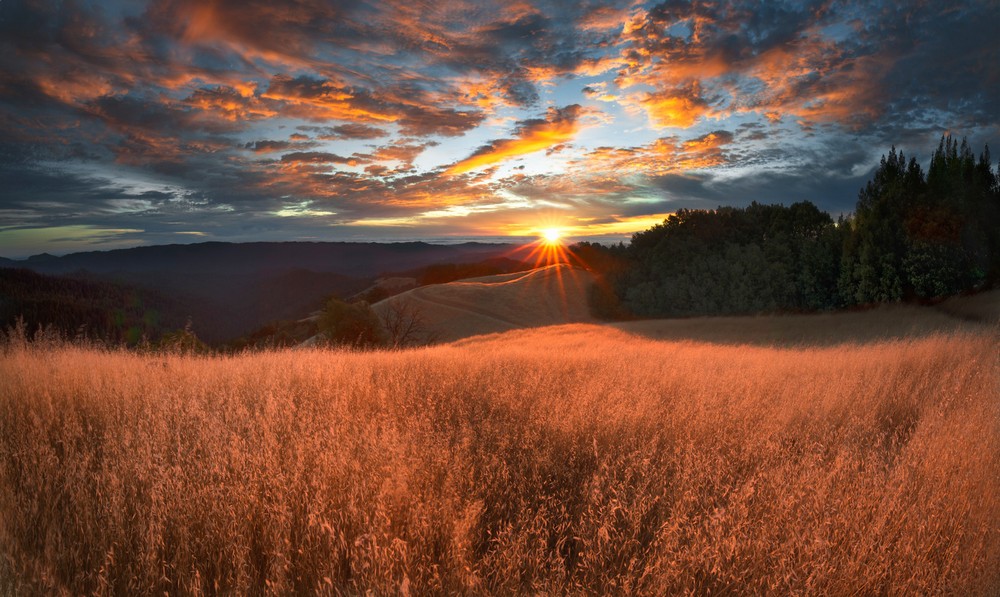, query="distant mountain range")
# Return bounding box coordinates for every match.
[6,241,519,277]
[1,241,522,343]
